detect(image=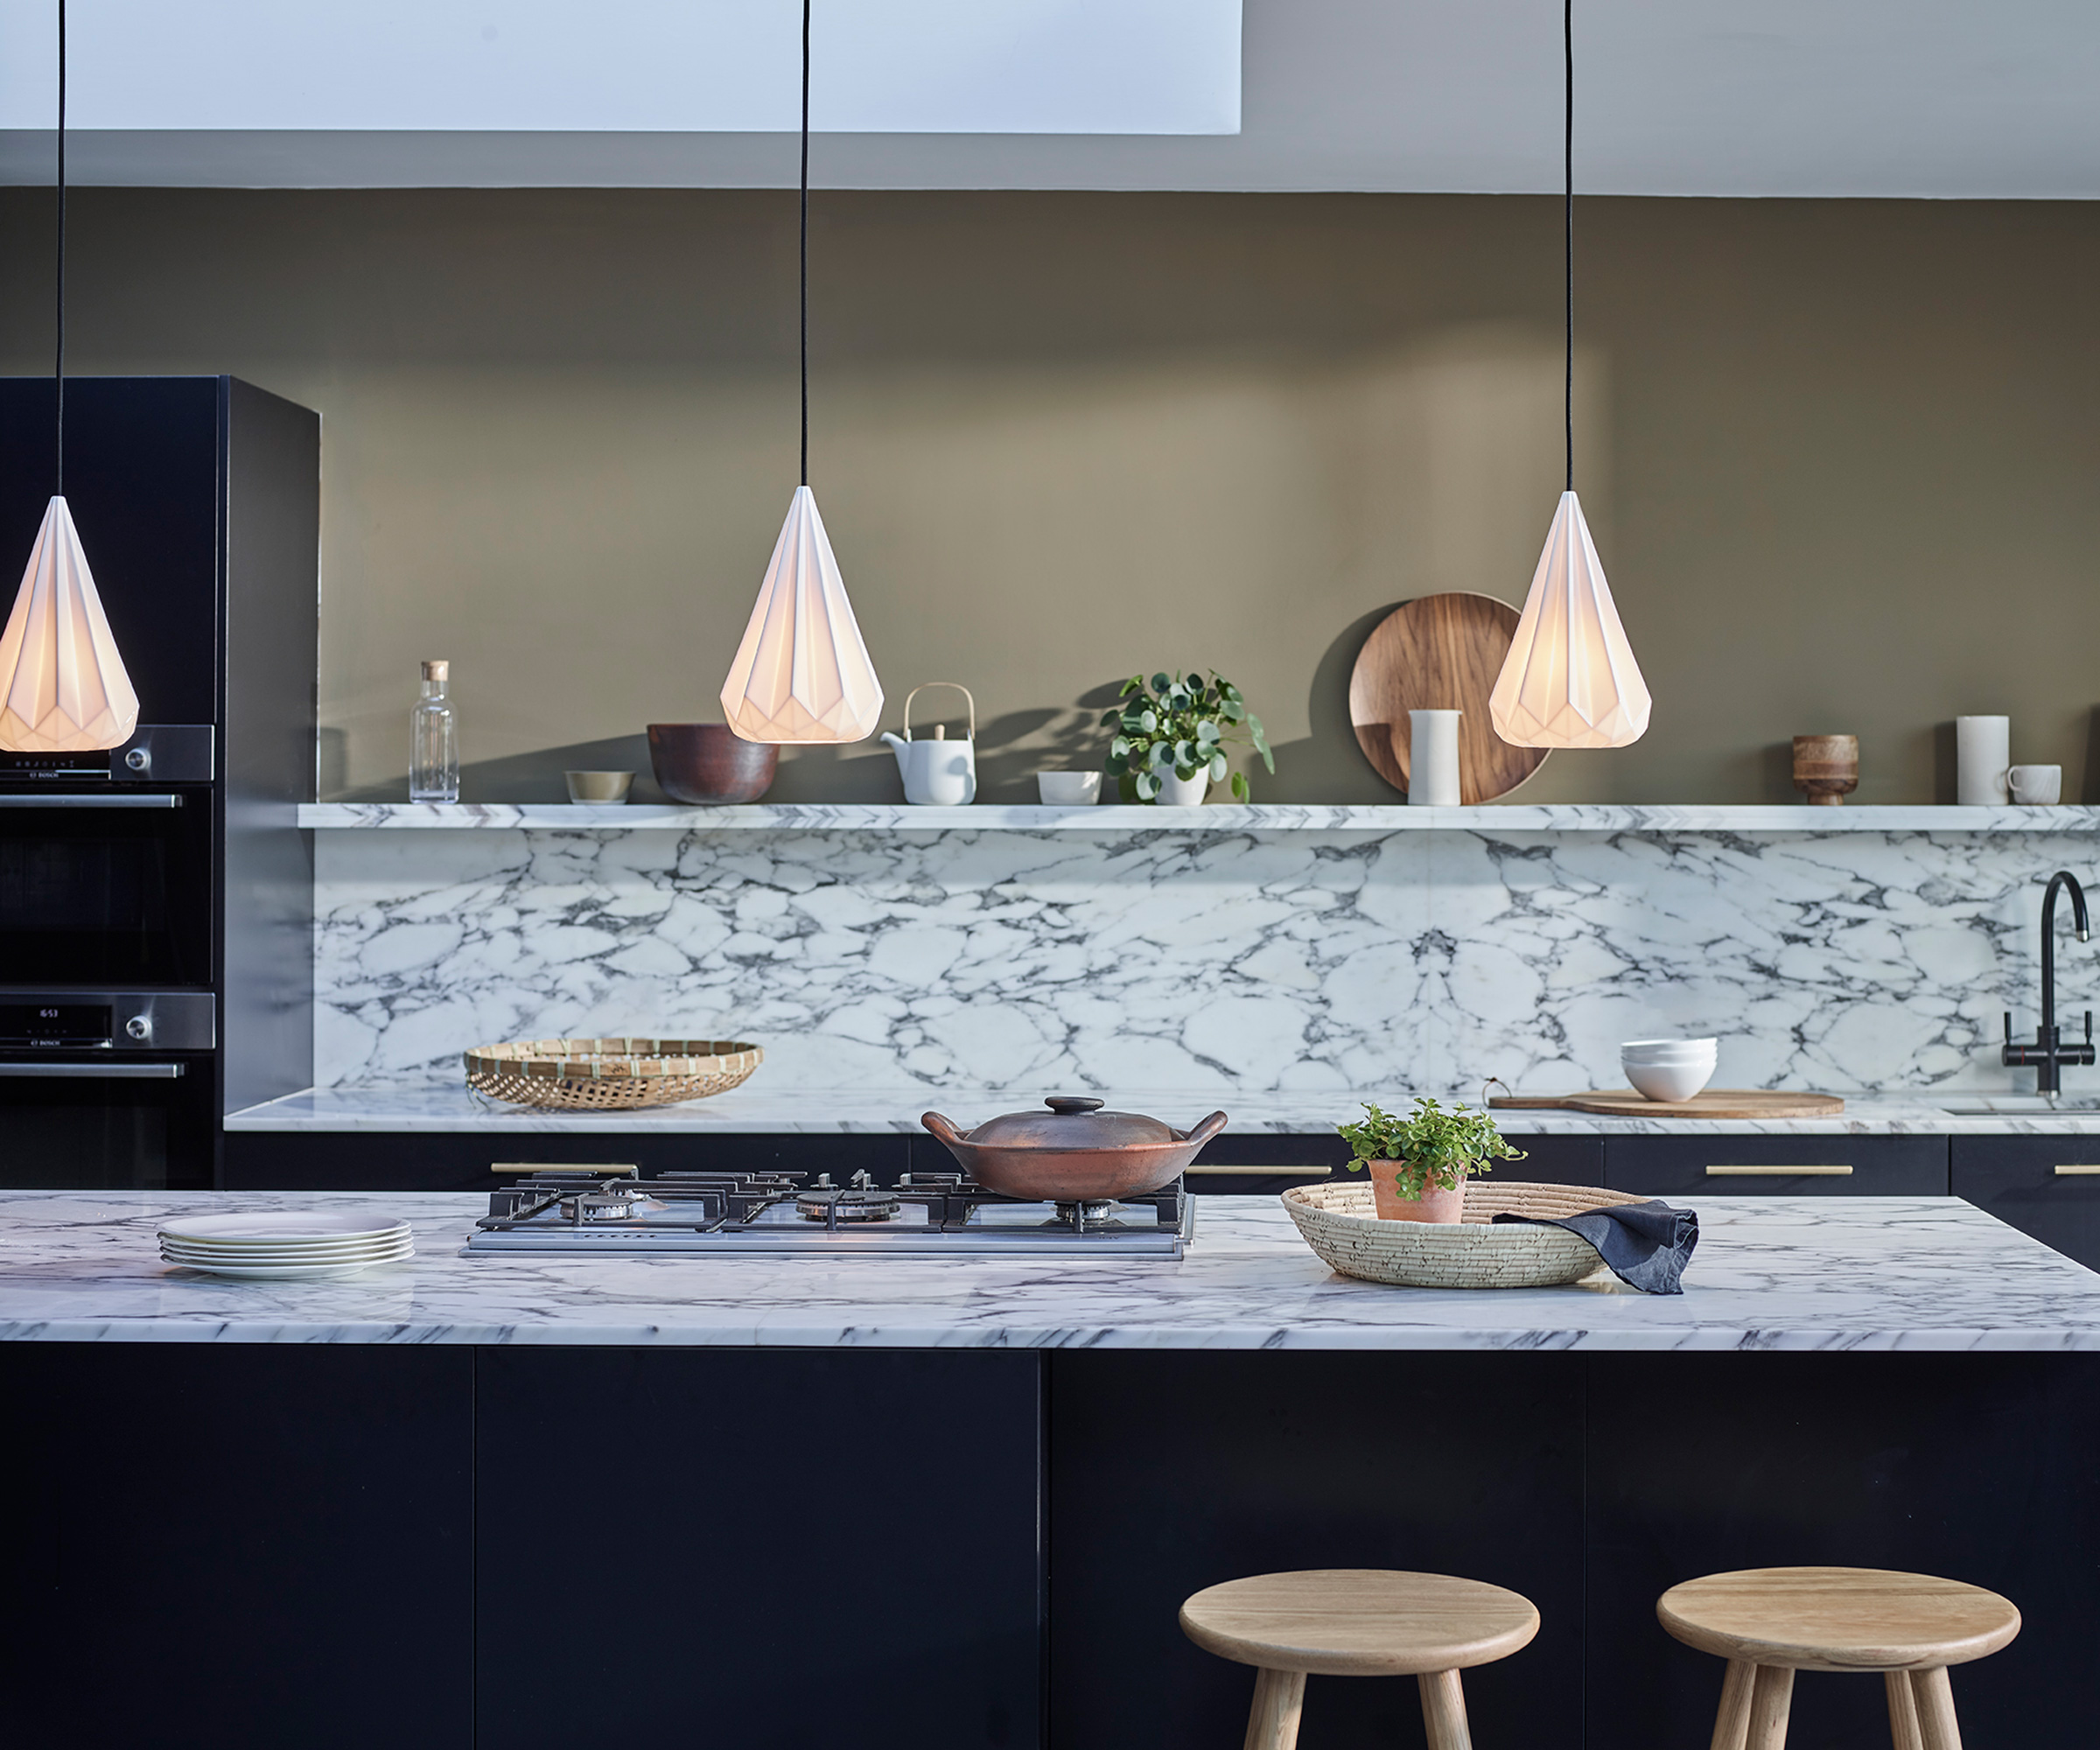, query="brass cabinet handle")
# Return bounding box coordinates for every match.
[1187,1164,1333,1177]
[1704,1164,1853,1177]
[489,1162,639,1176]
[2054,1165,2100,1176]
